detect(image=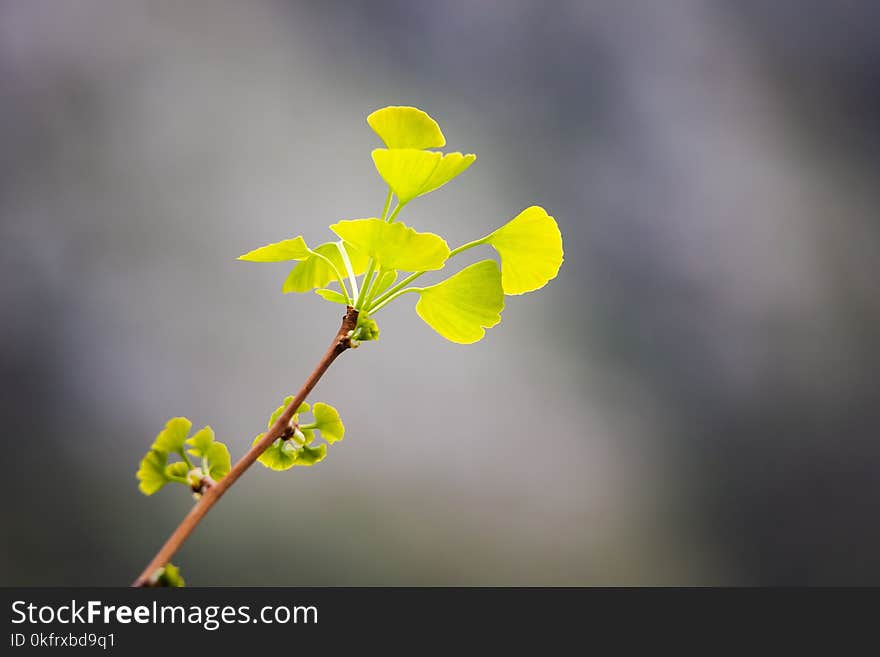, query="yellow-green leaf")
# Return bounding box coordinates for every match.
[185,426,215,458]
[484,206,564,294]
[282,241,367,293]
[238,236,311,262]
[293,444,327,466]
[164,461,189,480]
[205,441,231,480]
[330,219,449,272]
[415,260,504,344]
[371,149,476,203]
[314,288,348,304]
[312,402,344,444]
[367,106,446,149]
[152,417,192,454]
[137,449,168,495]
